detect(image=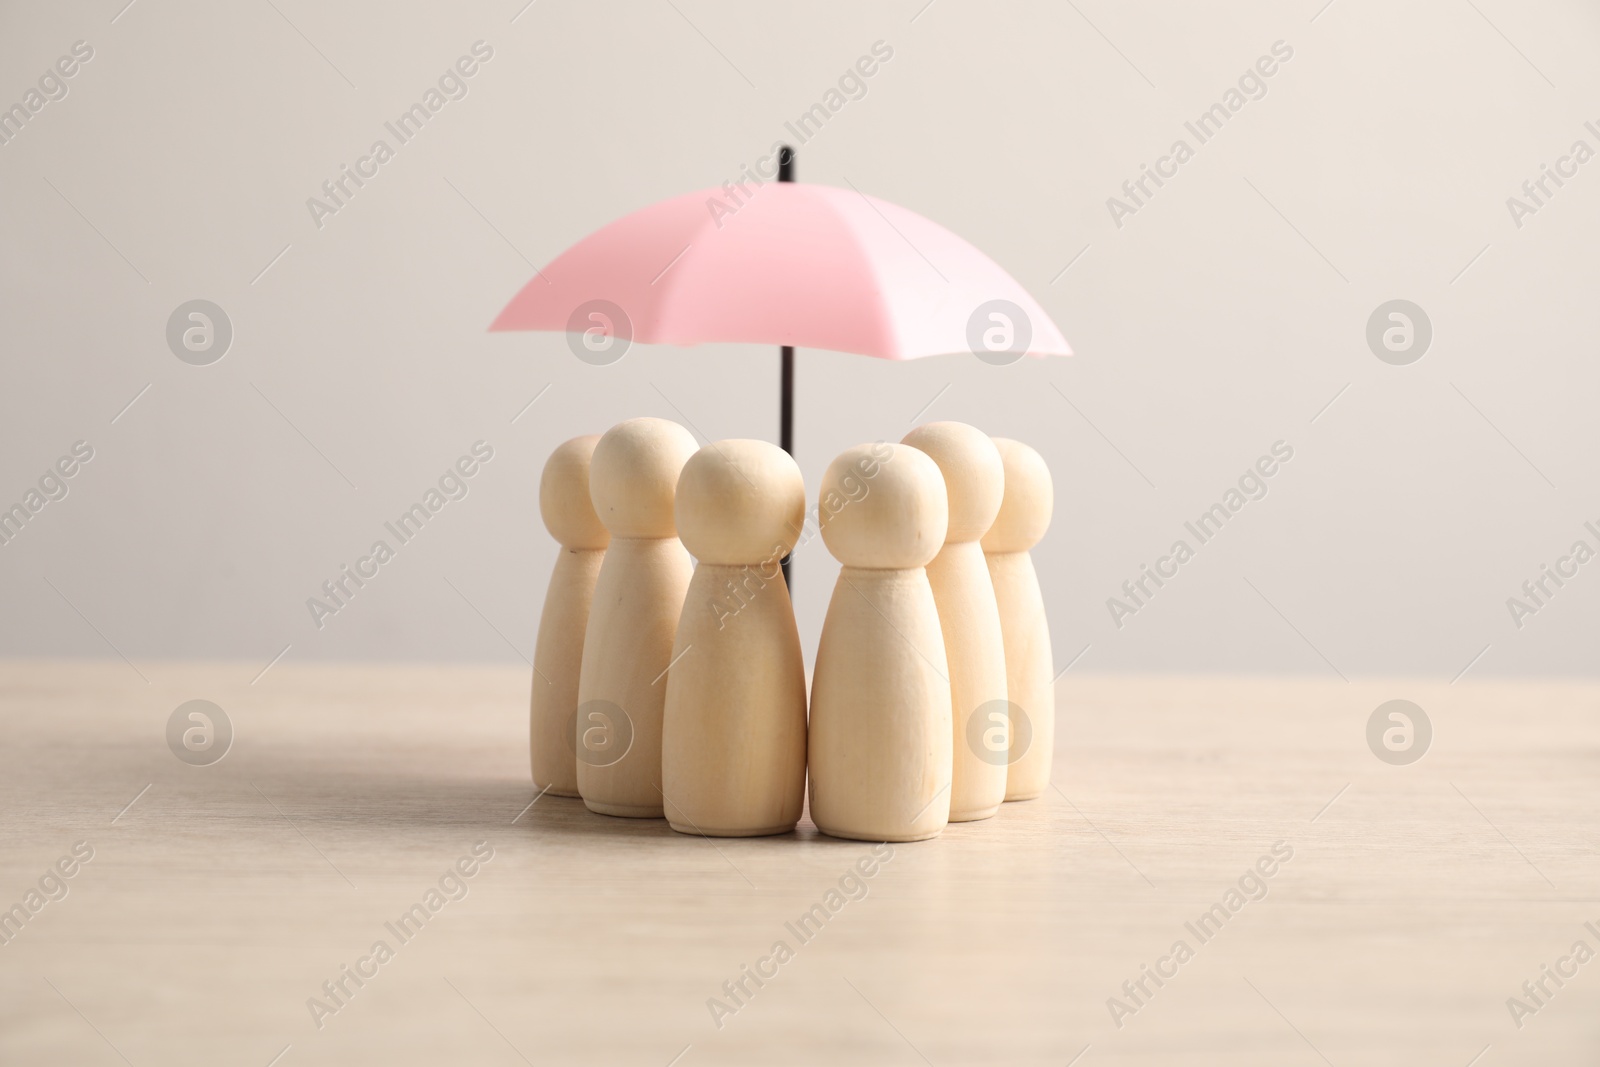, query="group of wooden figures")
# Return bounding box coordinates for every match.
[529,418,1054,842]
